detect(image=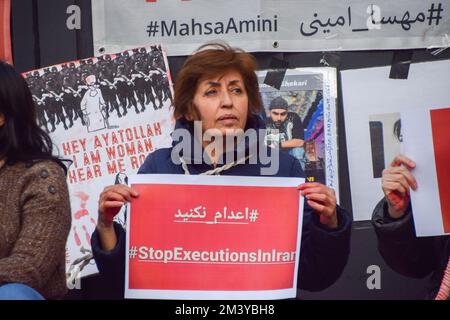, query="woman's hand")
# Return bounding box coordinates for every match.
[97,185,139,251]
[382,155,417,219]
[98,184,139,229]
[298,182,338,229]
